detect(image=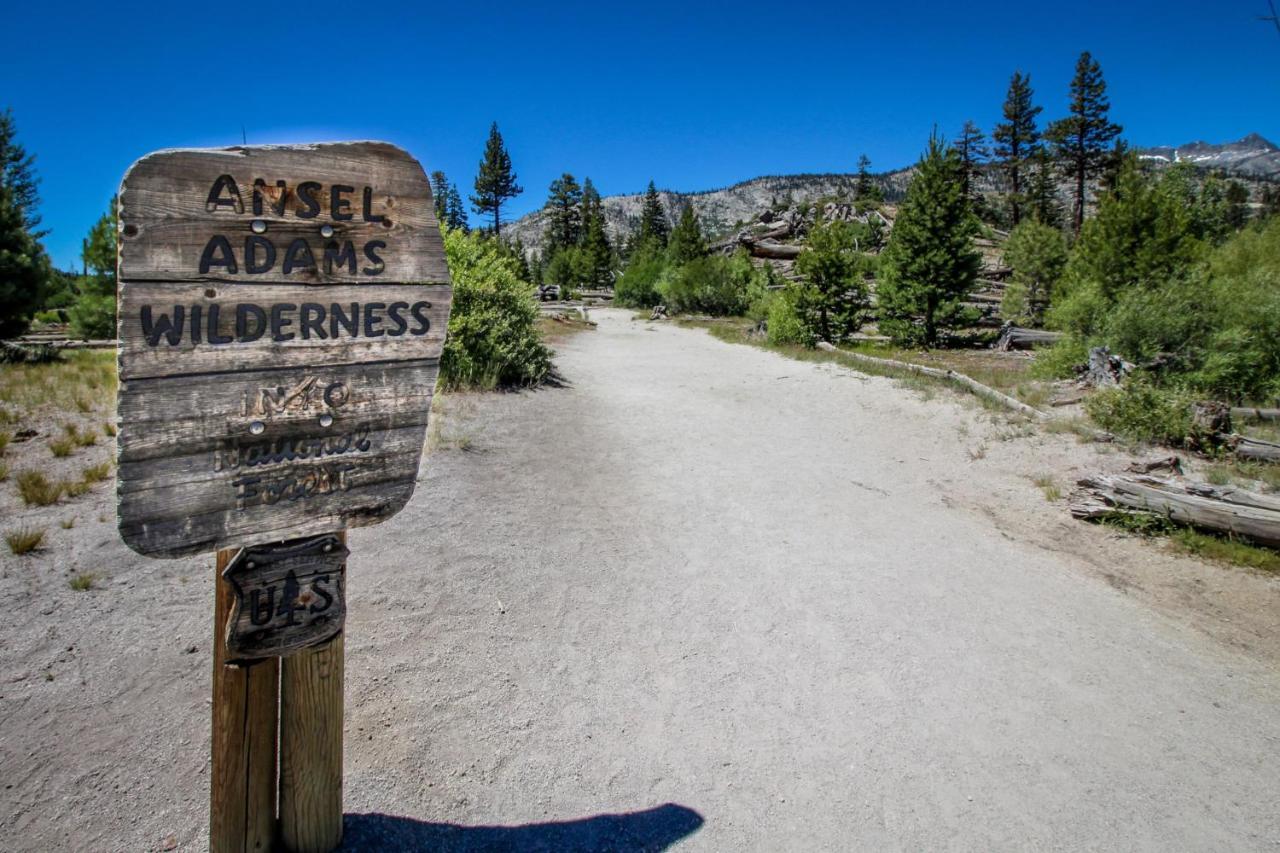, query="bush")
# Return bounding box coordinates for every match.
[1084,380,1194,445]
[439,229,551,390]
[658,255,752,317]
[68,290,116,339]
[1000,219,1067,325]
[766,286,817,347]
[614,245,666,309]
